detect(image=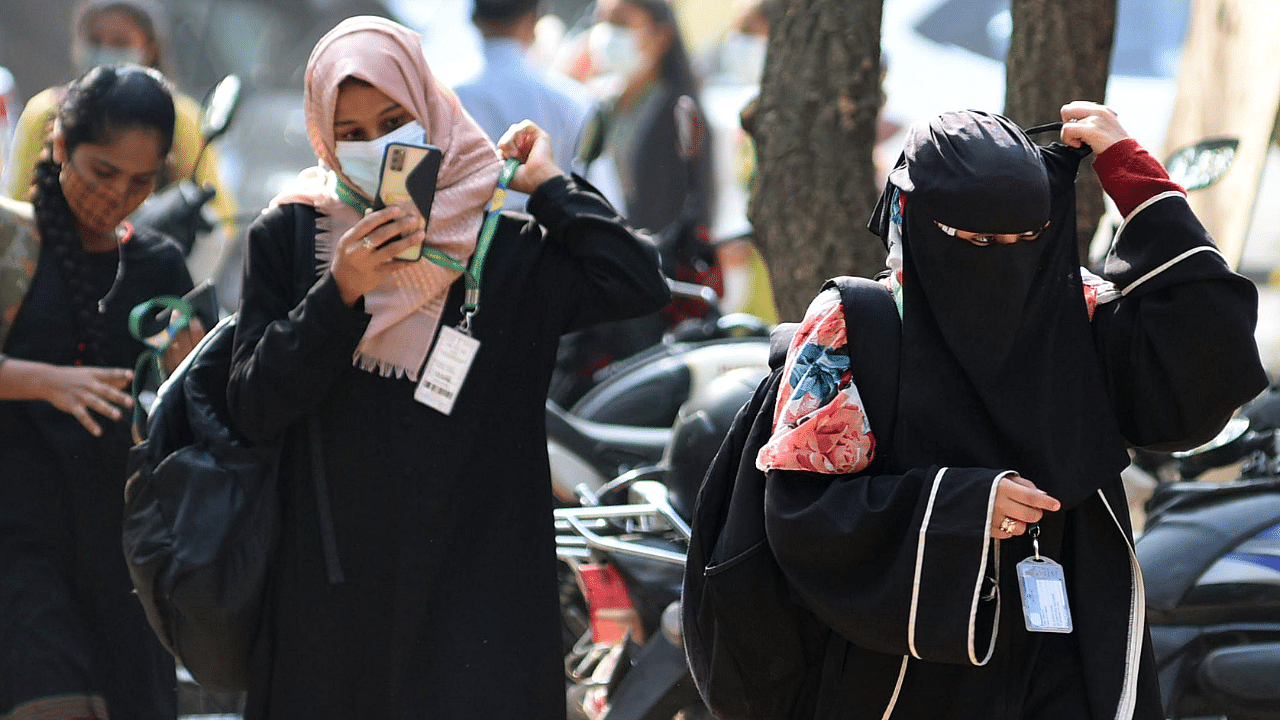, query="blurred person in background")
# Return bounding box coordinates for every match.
[4,0,236,281]
[454,0,591,210]
[551,0,720,404]
[0,64,203,720]
[698,0,768,85]
[574,0,714,236]
[695,0,777,323]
